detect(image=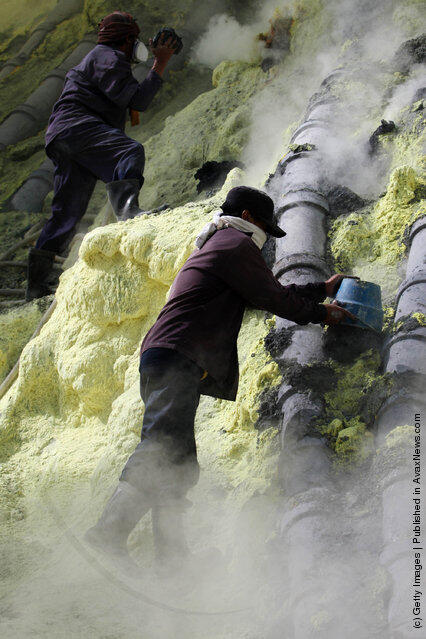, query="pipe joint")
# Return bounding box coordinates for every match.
[274,253,330,280]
